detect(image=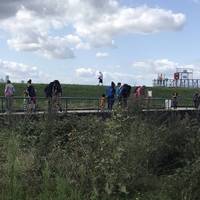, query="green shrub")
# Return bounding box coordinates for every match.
[1,112,200,199]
